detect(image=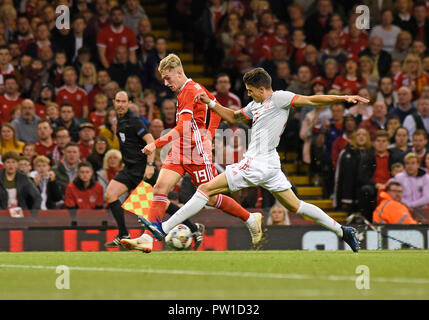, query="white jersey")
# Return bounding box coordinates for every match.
[241,90,297,166]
